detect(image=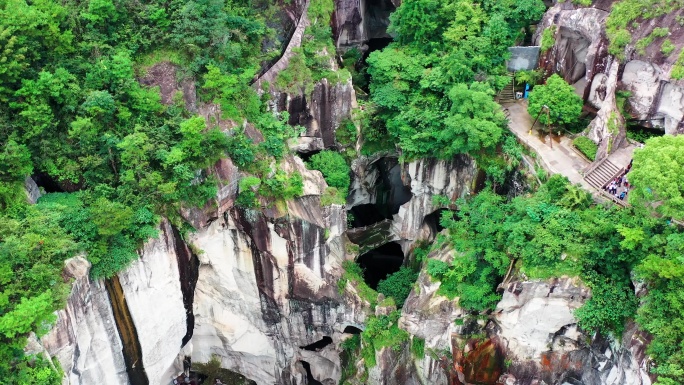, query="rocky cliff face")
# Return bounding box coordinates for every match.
[40,219,189,385]
[347,154,477,256]
[386,246,653,385]
[537,1,684,145]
